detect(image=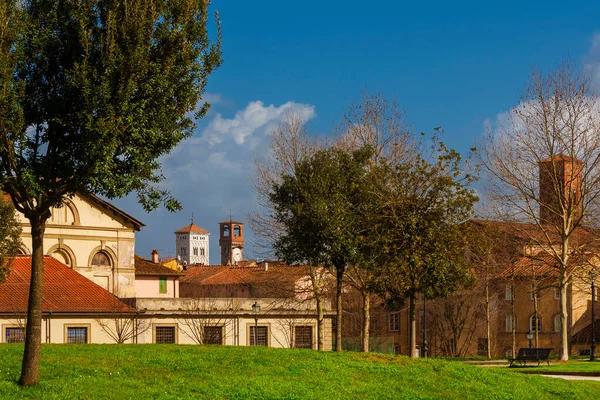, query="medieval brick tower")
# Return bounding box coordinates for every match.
[219,219,244,265]
[538,155,582,226]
